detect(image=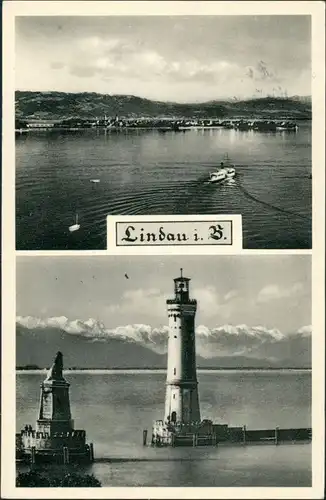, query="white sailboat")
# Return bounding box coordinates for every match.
[69,213,80,232]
